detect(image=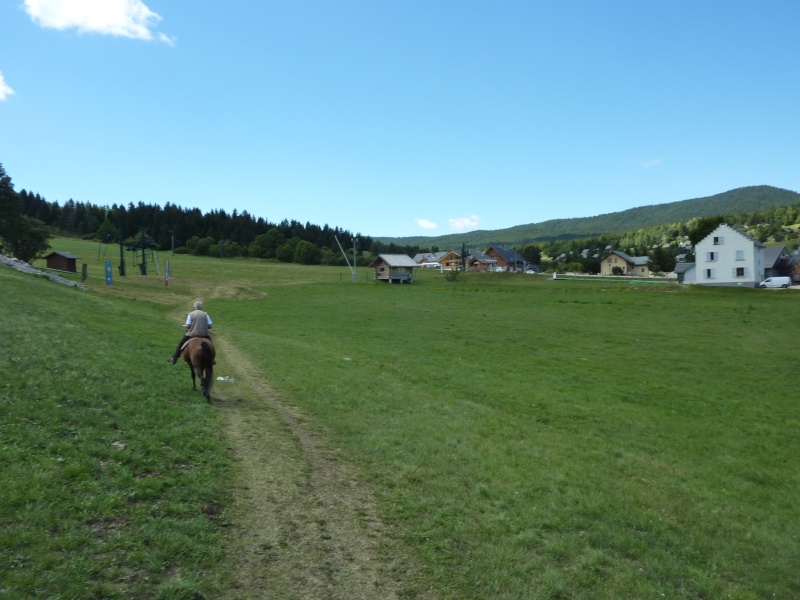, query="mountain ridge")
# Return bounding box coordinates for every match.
[377,185,800,248]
